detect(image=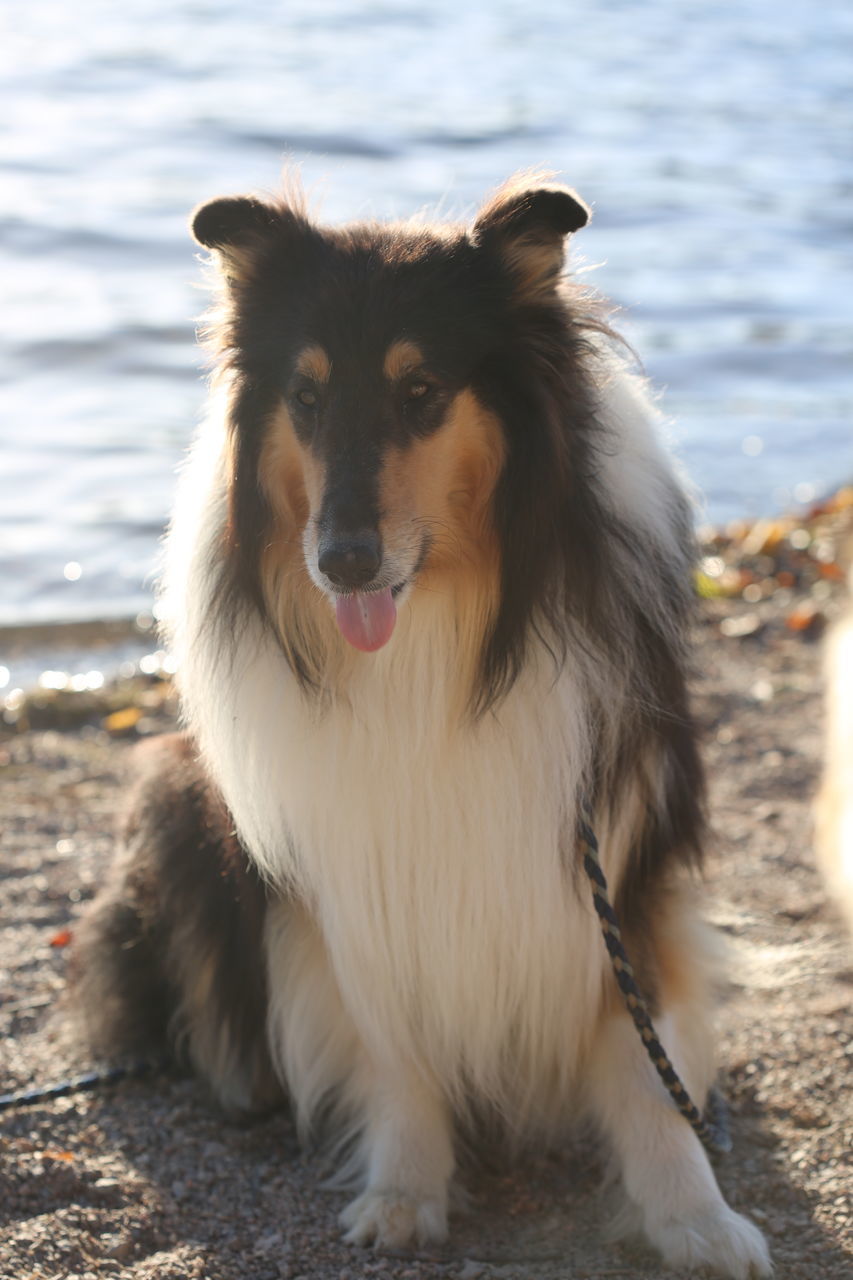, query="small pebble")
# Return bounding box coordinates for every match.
[721,612,762,638]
